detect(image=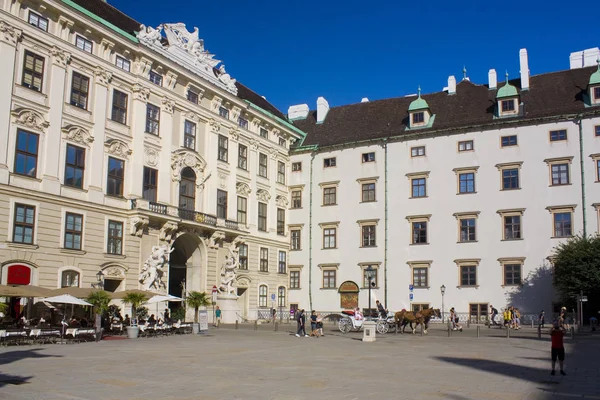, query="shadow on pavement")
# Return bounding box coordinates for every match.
[434,356,550,383]
[0,348,61,366]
